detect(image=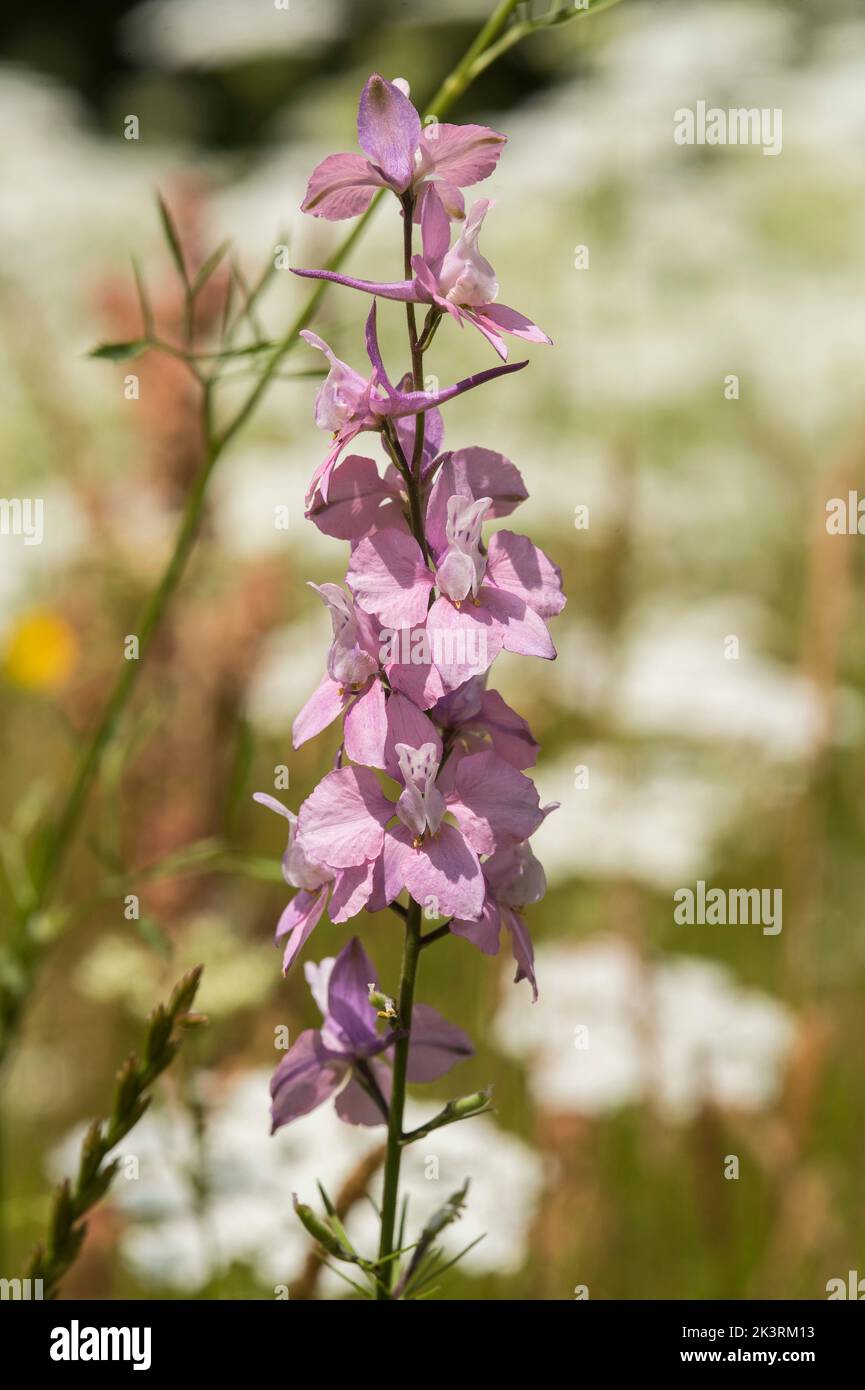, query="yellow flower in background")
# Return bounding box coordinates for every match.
[4,608,78,690]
